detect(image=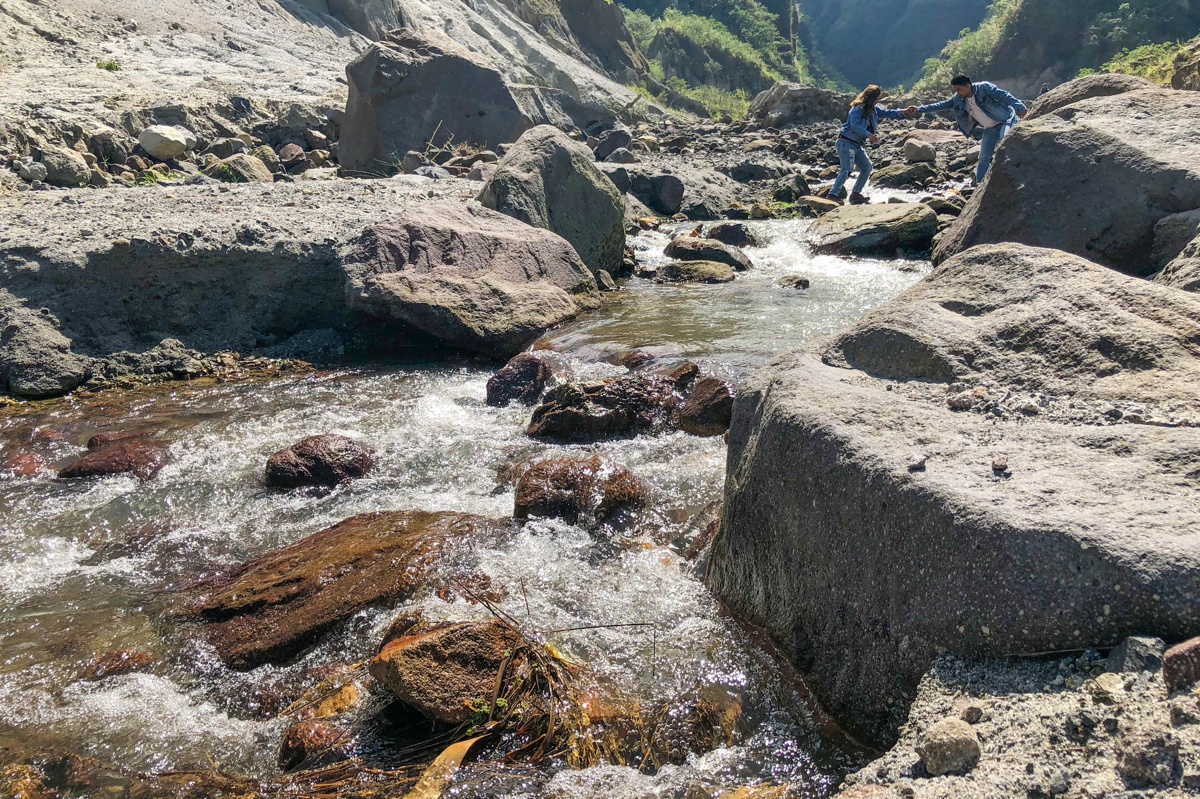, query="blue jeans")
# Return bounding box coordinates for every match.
[977,121,1013,183]
[831,138,872,199]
